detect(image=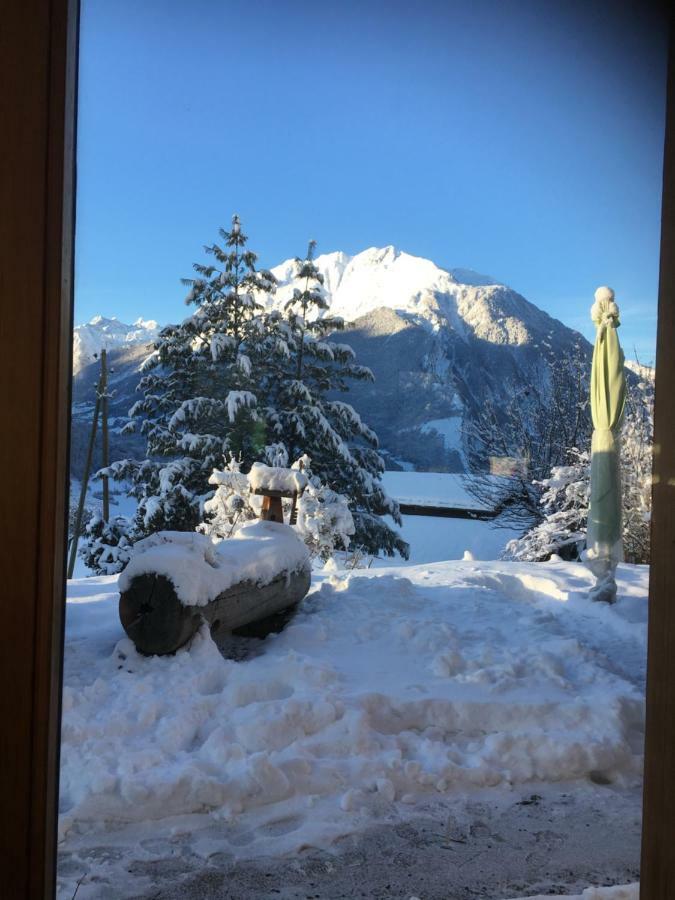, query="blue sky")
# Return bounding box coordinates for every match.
[75,0,667,362]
